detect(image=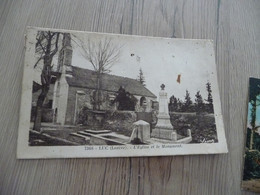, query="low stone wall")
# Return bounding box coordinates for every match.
[103,111,137,136]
